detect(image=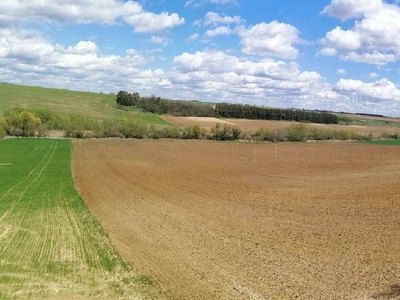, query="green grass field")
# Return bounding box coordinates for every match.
[357,140,400,146]
[0,83,169,125]
[0,139,170,299]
